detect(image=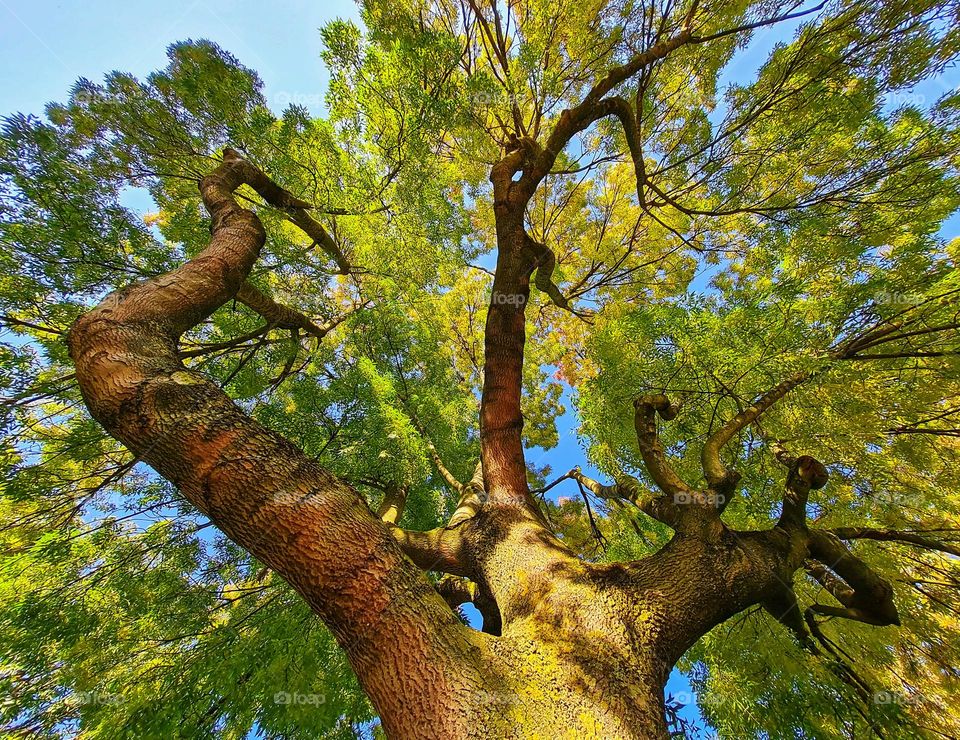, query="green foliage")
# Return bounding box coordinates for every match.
[1,0,959,735]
